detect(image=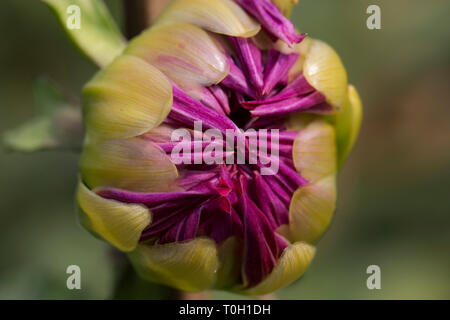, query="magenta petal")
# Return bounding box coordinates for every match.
[251,91,326,117]
[262,49,299,95]
[143,199,205,241]
[278,75,315,97]
[200,197,234,243]
[208,85,231,115]
[199,86,228,115]
[97,188,211,207]
[253,172,288,226]
[237,176,288,287]
[230,37,264,95]
[278,161,309,188]
[156,140,220,154]
[221,56,255,98]
[243,75,314,108]
[178,170,219,190]
[234,0,305,45]
[261,174,292,204]
[176,206,202,241]
[170,84,239,133]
